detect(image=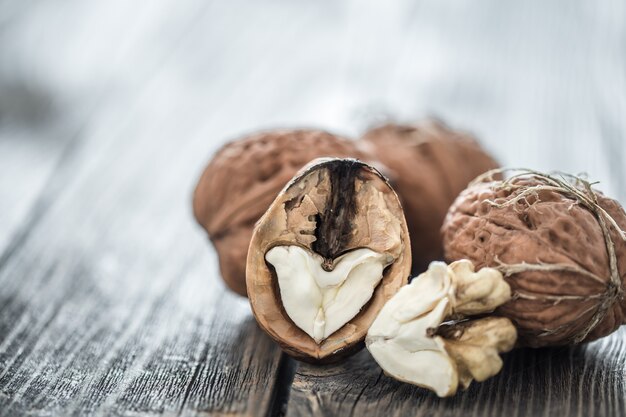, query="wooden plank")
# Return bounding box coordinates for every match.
[0,106,288,415]
[0,136,286,416]
[0,263,285,416]
[286,329,626,417]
